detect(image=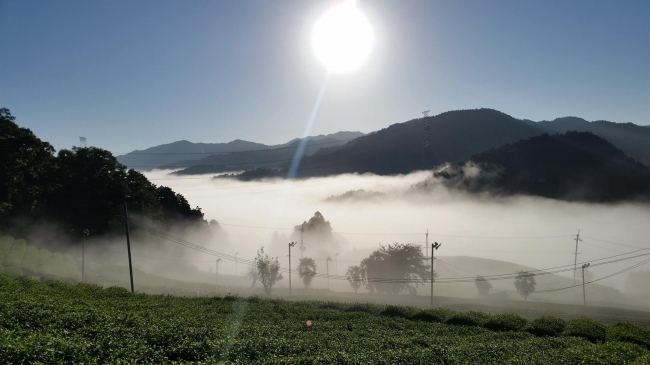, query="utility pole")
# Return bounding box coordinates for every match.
[573,230,582,280]
[289,242,297,296]
[335,253,339,275]
[215,258,222,288]
[425,229,429,265]
[300,223,305,258]
[431,242,441,308]
[81,229,89,283]
[123,200,134,293]
[235,253,239,276]
[582,262,590,306]
[326,257,332,290]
